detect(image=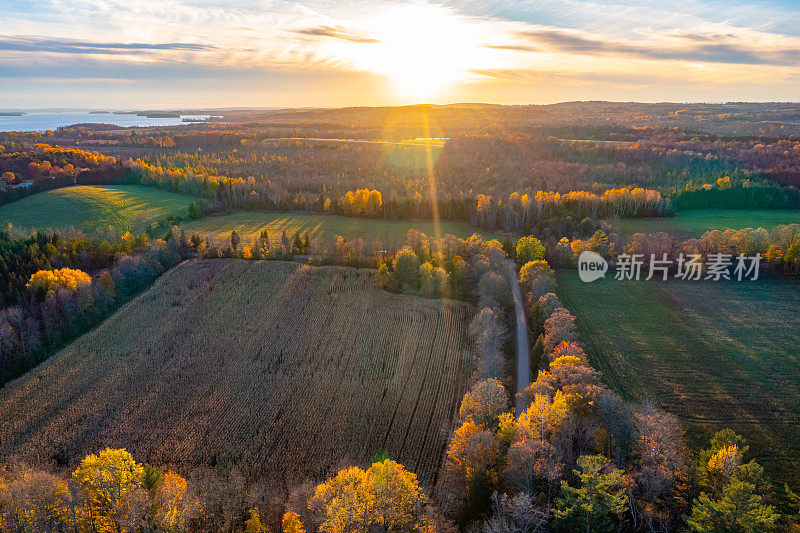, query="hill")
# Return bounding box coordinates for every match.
[0,259,471,491]
[0,185,201,234]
